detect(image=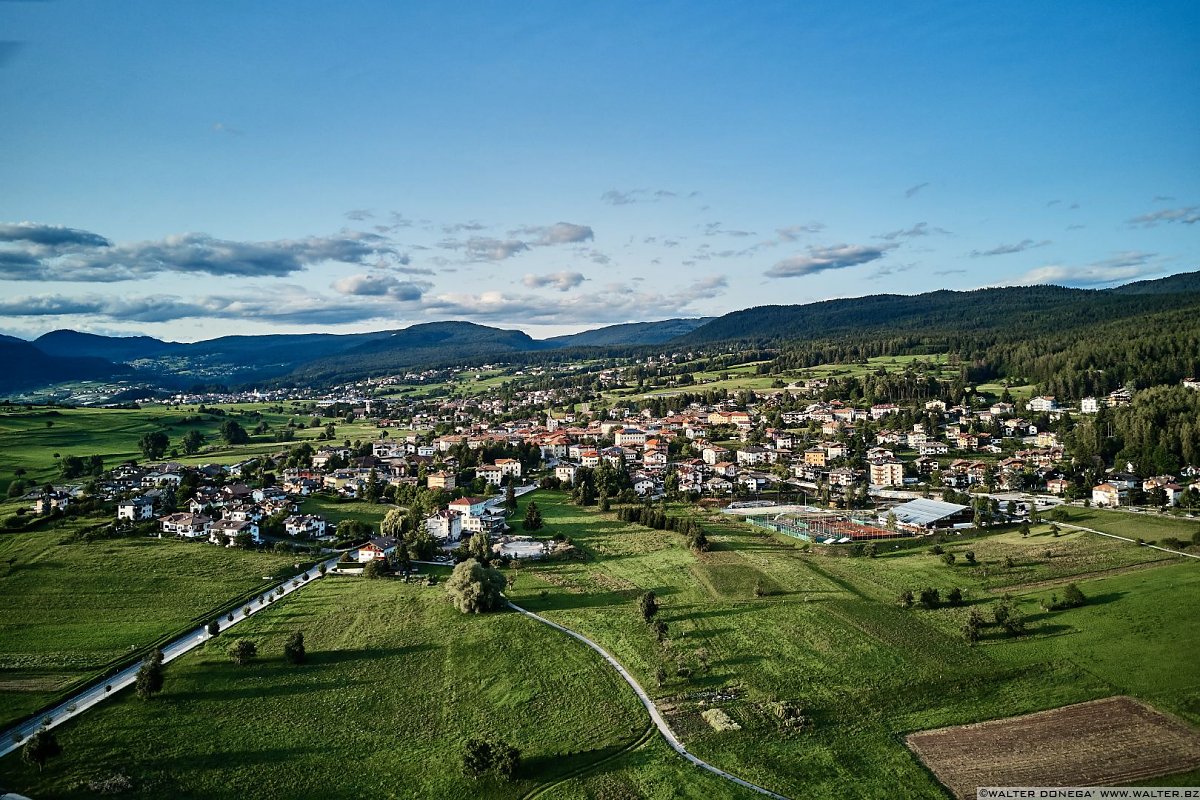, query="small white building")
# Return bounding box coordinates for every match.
[424,509,464,542]
[117,496,155,521]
